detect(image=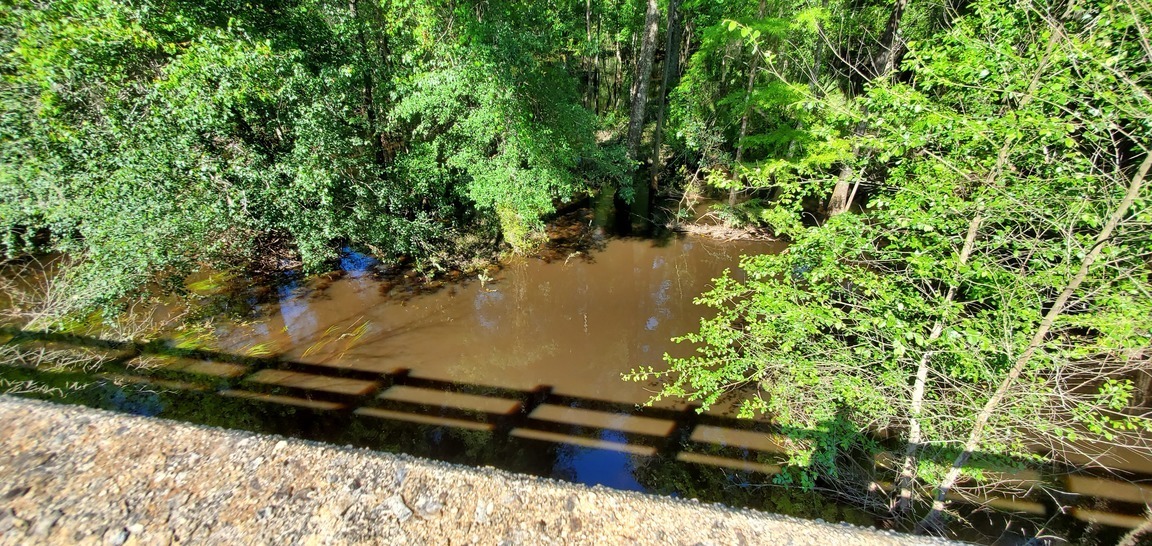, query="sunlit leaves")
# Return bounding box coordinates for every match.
[0,0,620,309]
[642,0,1152,501]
